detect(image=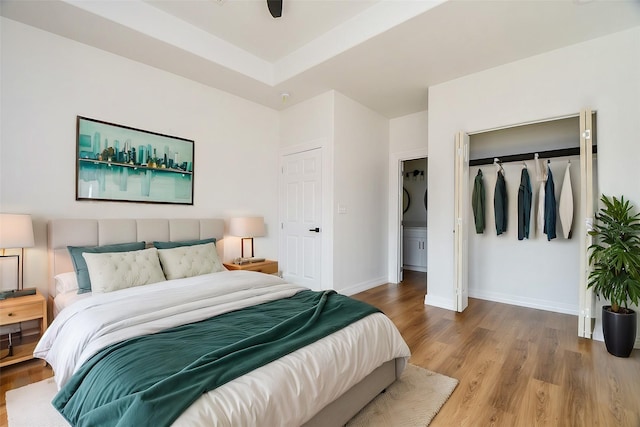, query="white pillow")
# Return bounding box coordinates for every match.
[82,247,166,293]
[54,272,79,294]
[157,242,226,280]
